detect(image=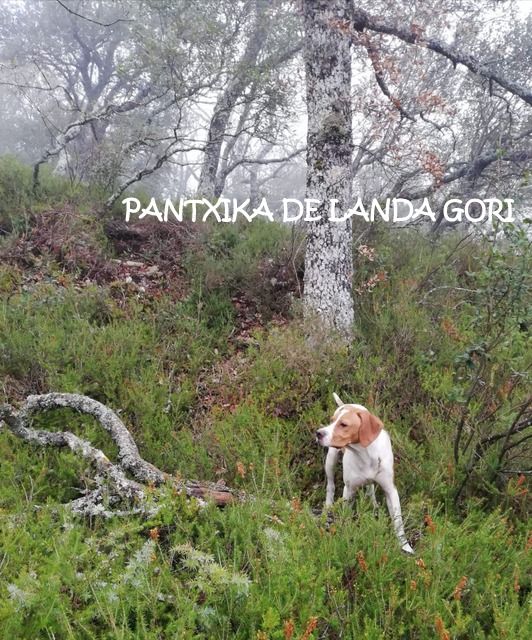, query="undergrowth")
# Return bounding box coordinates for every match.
[0,179,530,638]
